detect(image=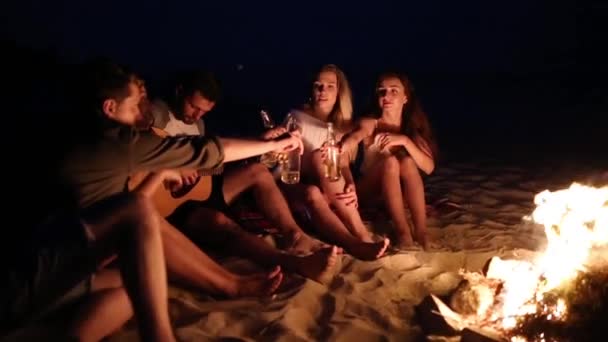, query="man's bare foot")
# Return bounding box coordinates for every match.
[291,245,339,282]
[233,266,284,297]
[347,238,390,261]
